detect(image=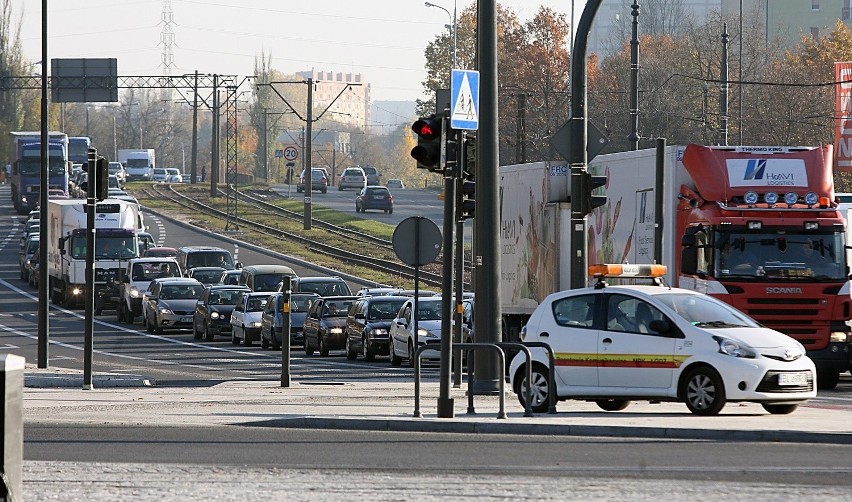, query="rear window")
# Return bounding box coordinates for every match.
[298,281,351,296]
[363,167,377,175]
[365,188,389,196]
[184,251,234,270]
[253,273,289,292]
